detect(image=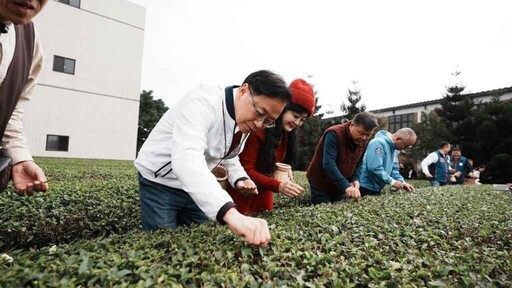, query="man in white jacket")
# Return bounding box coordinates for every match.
[135,70,291,246]
[421,141,452,186]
